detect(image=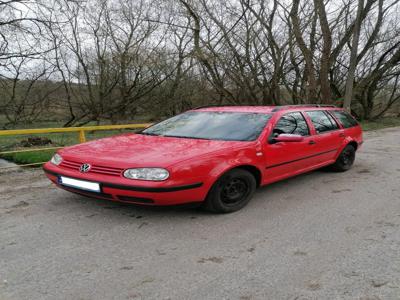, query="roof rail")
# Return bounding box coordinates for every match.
[192,104,234,110]
[193,104,279,110]
[271,104,336,112]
